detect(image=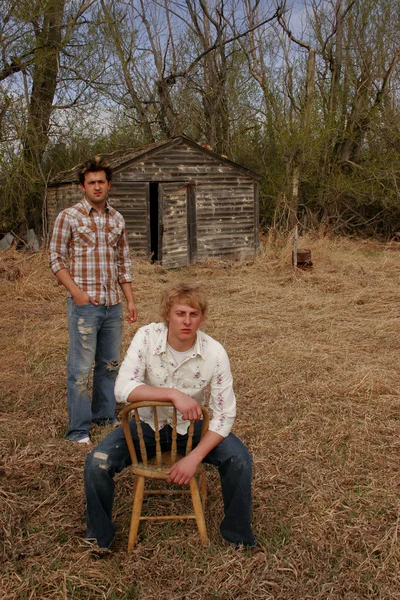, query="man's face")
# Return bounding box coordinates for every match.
[80,170,111,208]
[167,302,203,350]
